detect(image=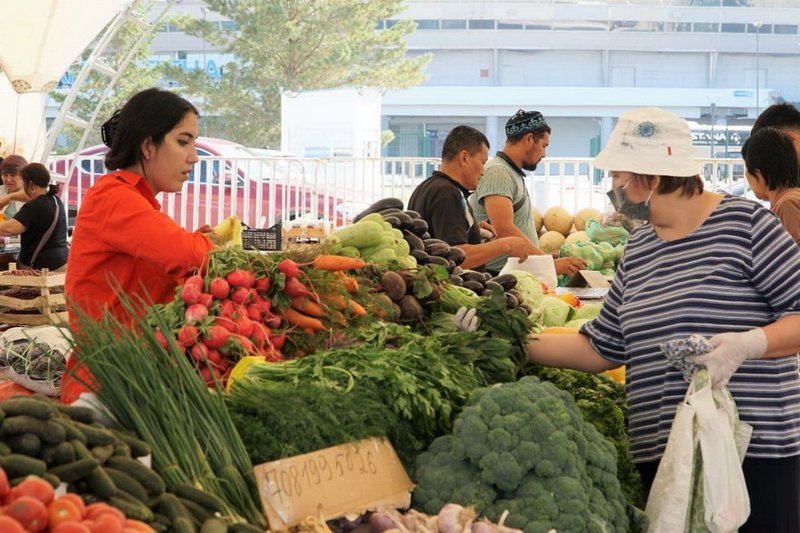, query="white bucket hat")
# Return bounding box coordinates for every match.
[593,107,699,177]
